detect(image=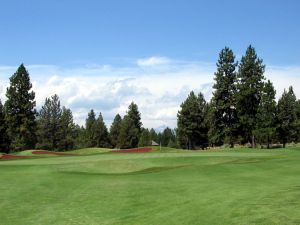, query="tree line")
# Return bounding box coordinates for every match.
[0,66,174,153]
[177,45,300,149]
[0,45,299,152]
